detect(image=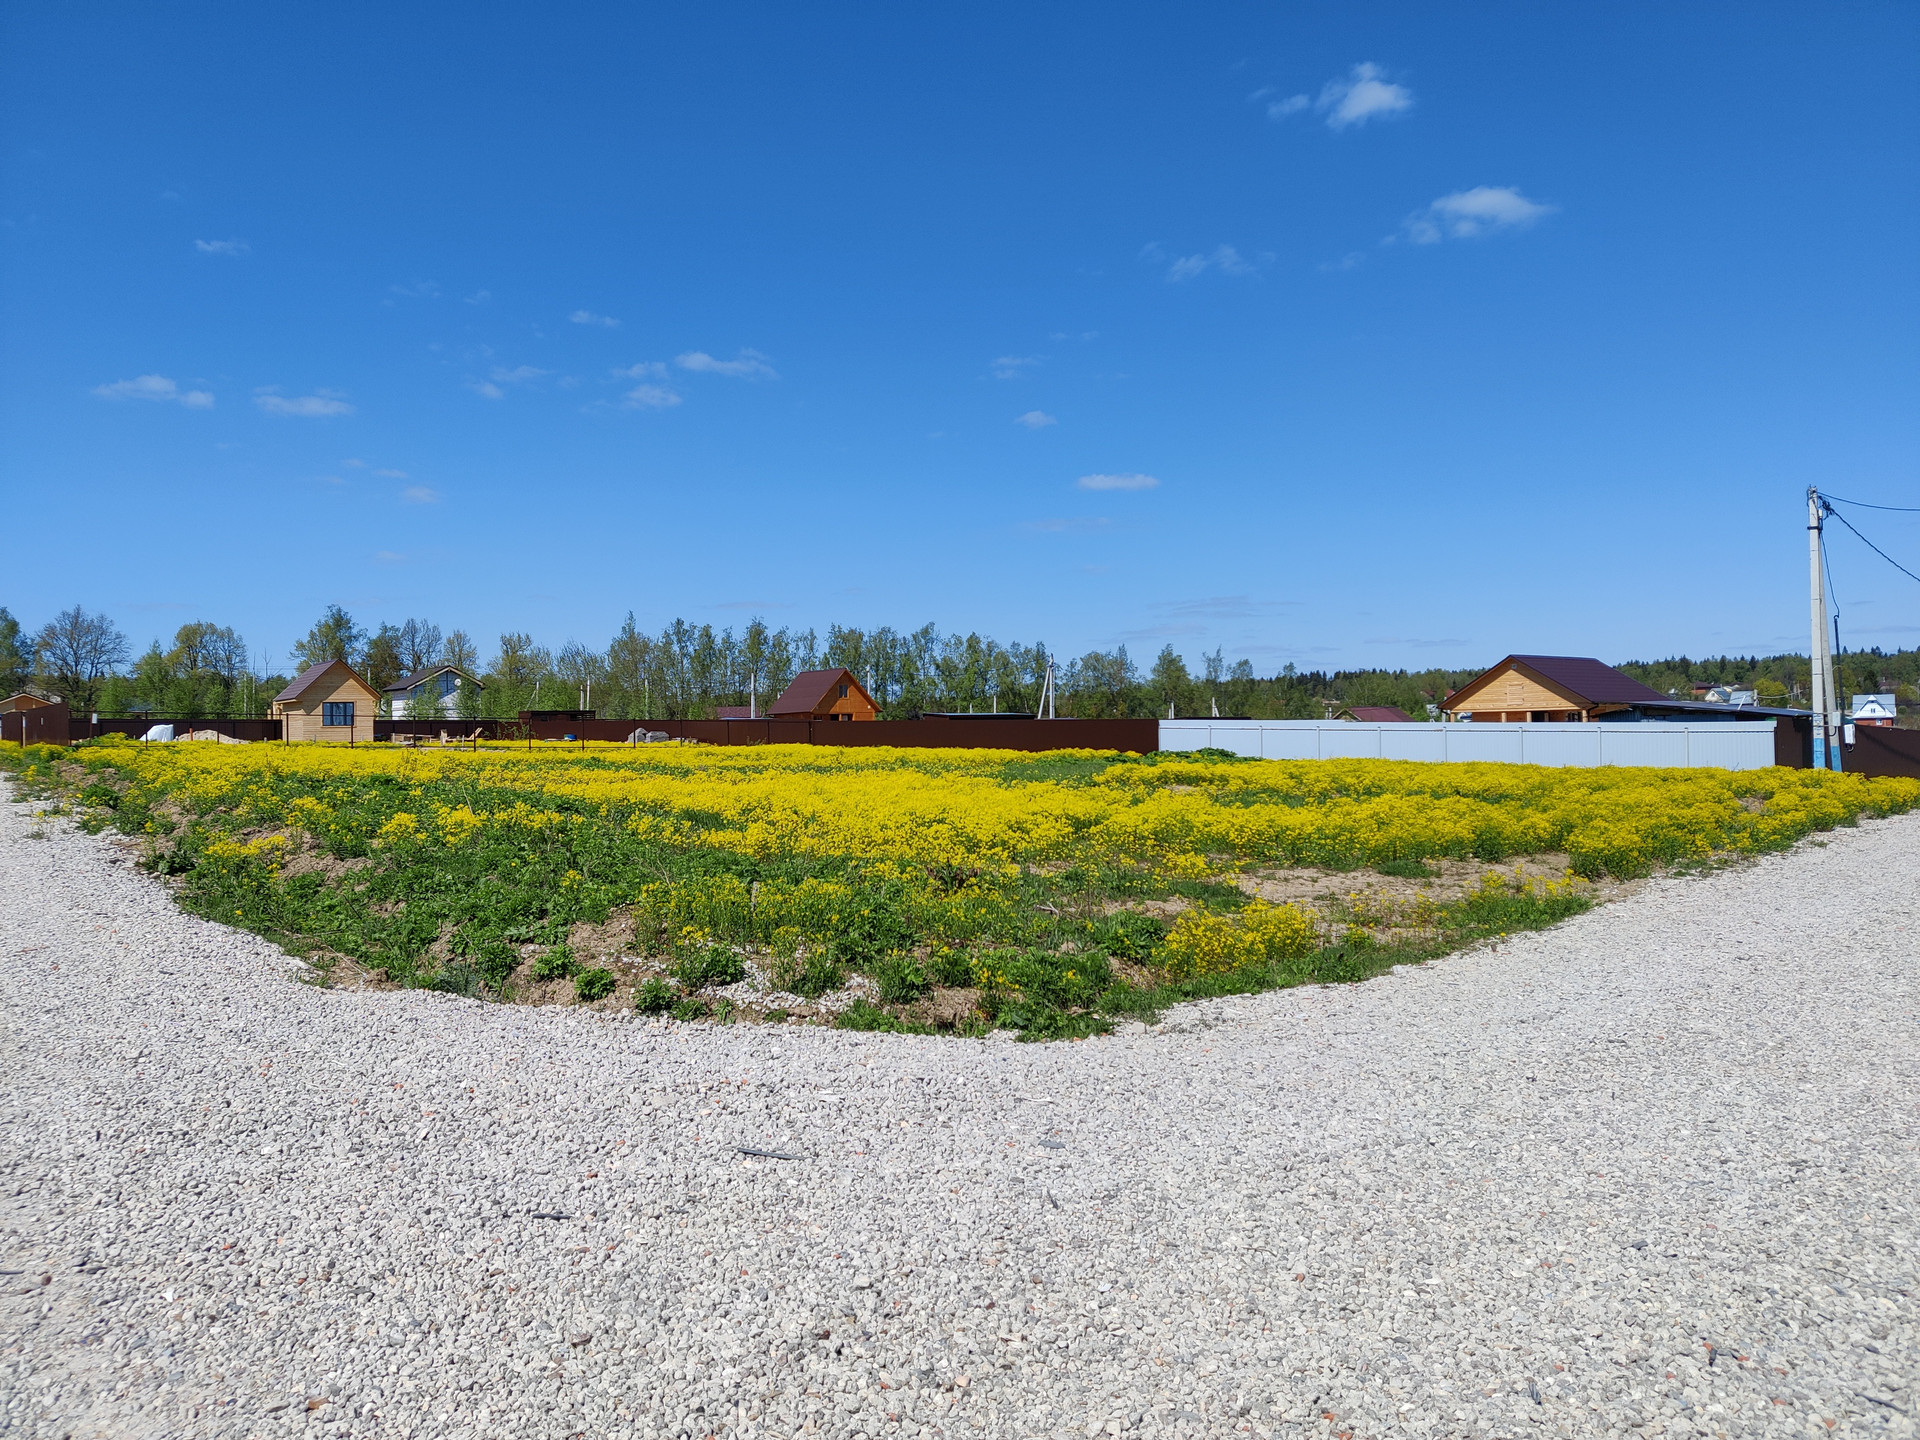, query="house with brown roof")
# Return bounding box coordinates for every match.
[1338,704,1416,723]
[0,690,60,715]
[1442,655,1673,723]
[768,668,878,722]
[273,660,378,742]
